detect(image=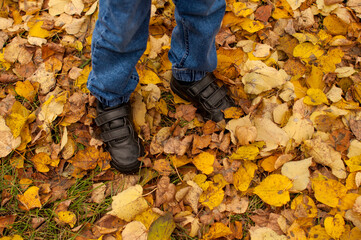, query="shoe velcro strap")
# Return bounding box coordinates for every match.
[206,86,227,107]
[188,74,214,97]
[100,126,130,142]
[95,106,129,126]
